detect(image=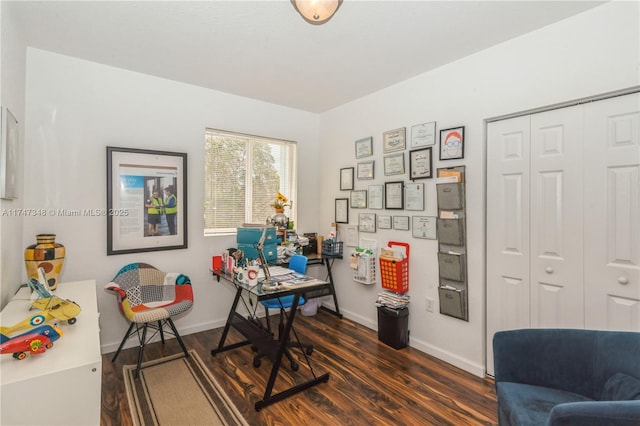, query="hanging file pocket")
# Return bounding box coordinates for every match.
[437,183,464,210]
[438,286,466,320]
[438,252,466,282]
[437,218,465,246]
